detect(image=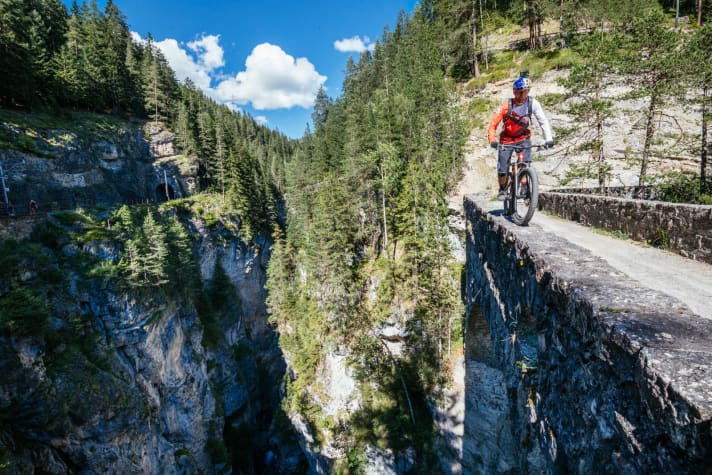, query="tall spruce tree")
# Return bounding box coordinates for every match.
[617,8,685,185]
